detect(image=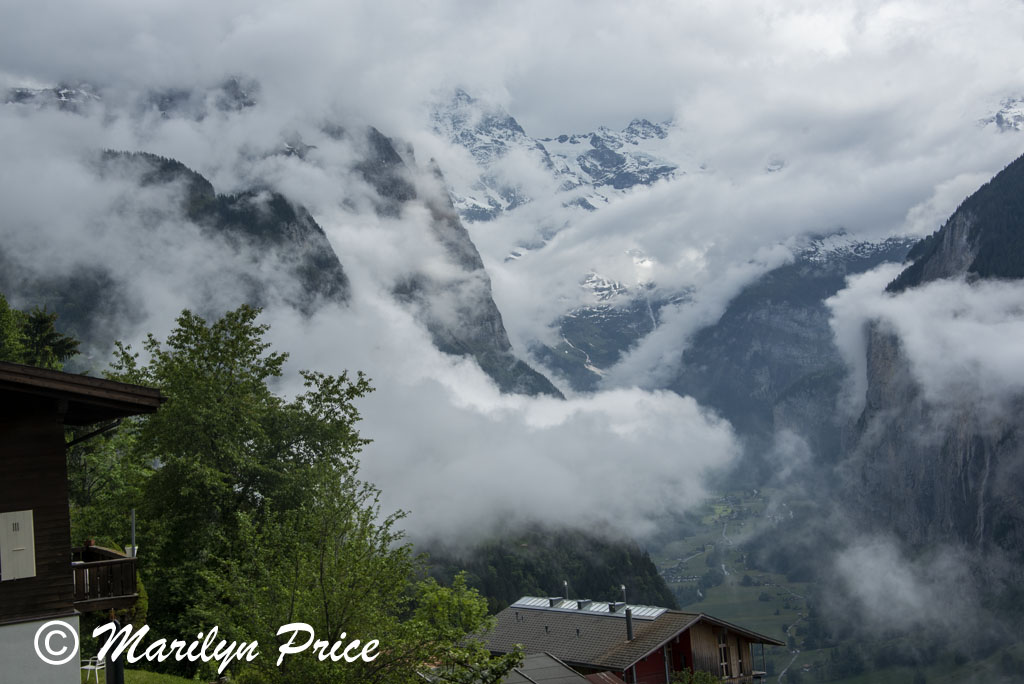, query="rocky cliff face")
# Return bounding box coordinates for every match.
[667,235,914,474]
[0,150,350,350]
[357,127,563,397]
[887,212,978,289]
[3,82,561,397]
[532,274,682,393]
[888,153,1024,292]
[847,323,1024,556]
[845,154,1024,565]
